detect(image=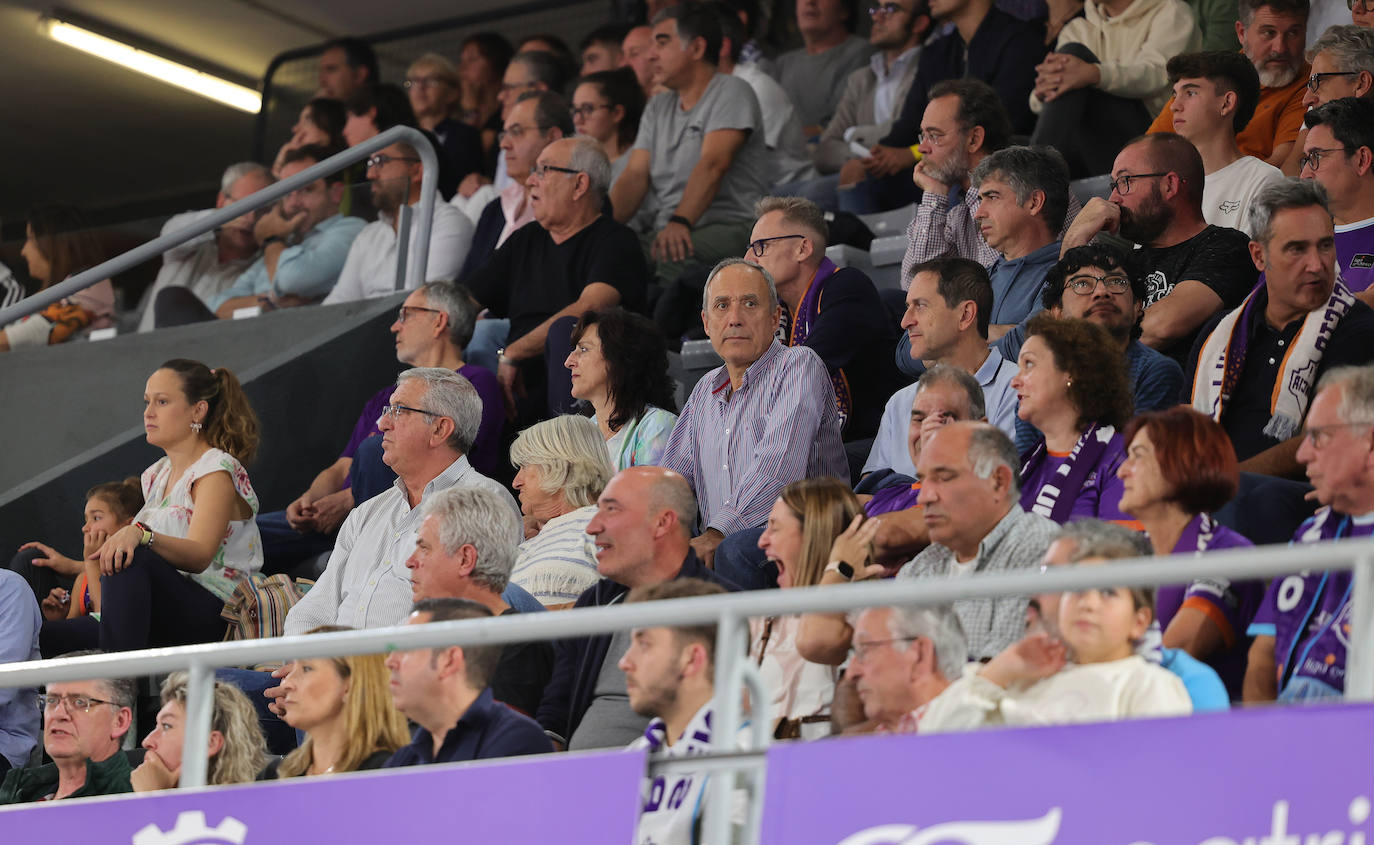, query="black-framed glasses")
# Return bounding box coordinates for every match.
[1306,71,1360,93]
[1067,272,1131,296]
[851,636,922,662]
[36,693,120,713]
[570,103,611,119]
[379,403,441,421]
[530,162,582,179]
[747,234,806,257]
[1109,172,1169,195]
[868,2,905,16]
[396,305,442,324]
[366,154,421,169]
[1302,421,1374,450]
[1299,147,1350,173]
